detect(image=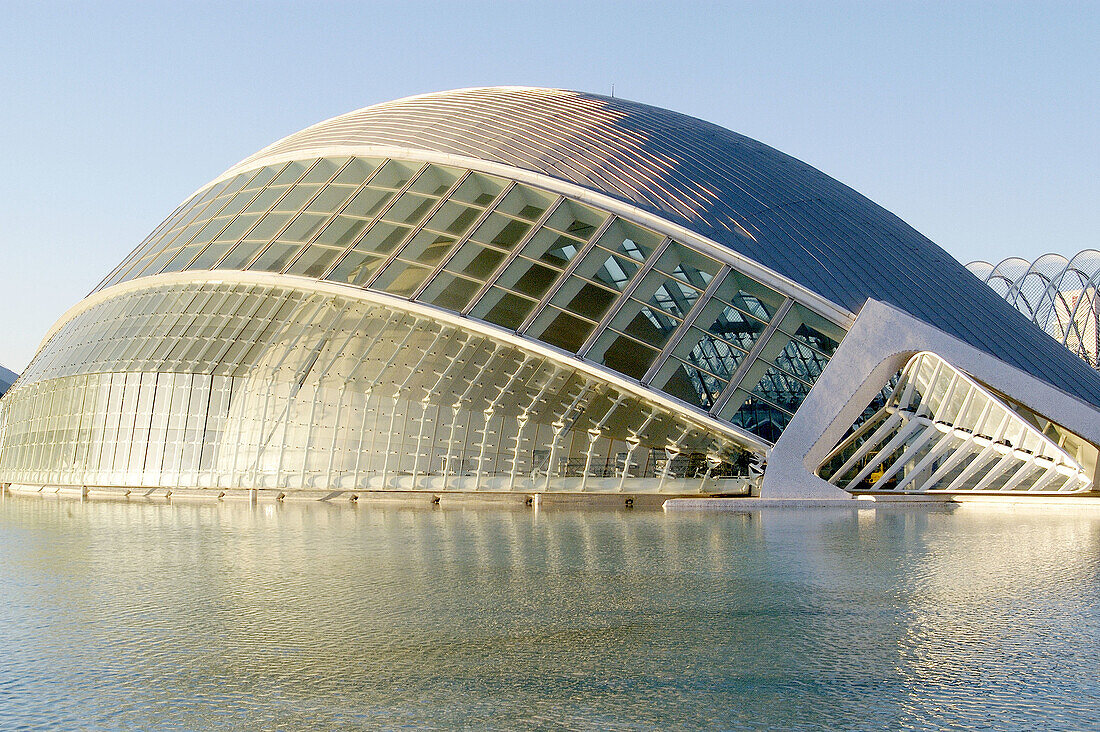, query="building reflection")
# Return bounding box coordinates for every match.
[2,496,1100,729]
